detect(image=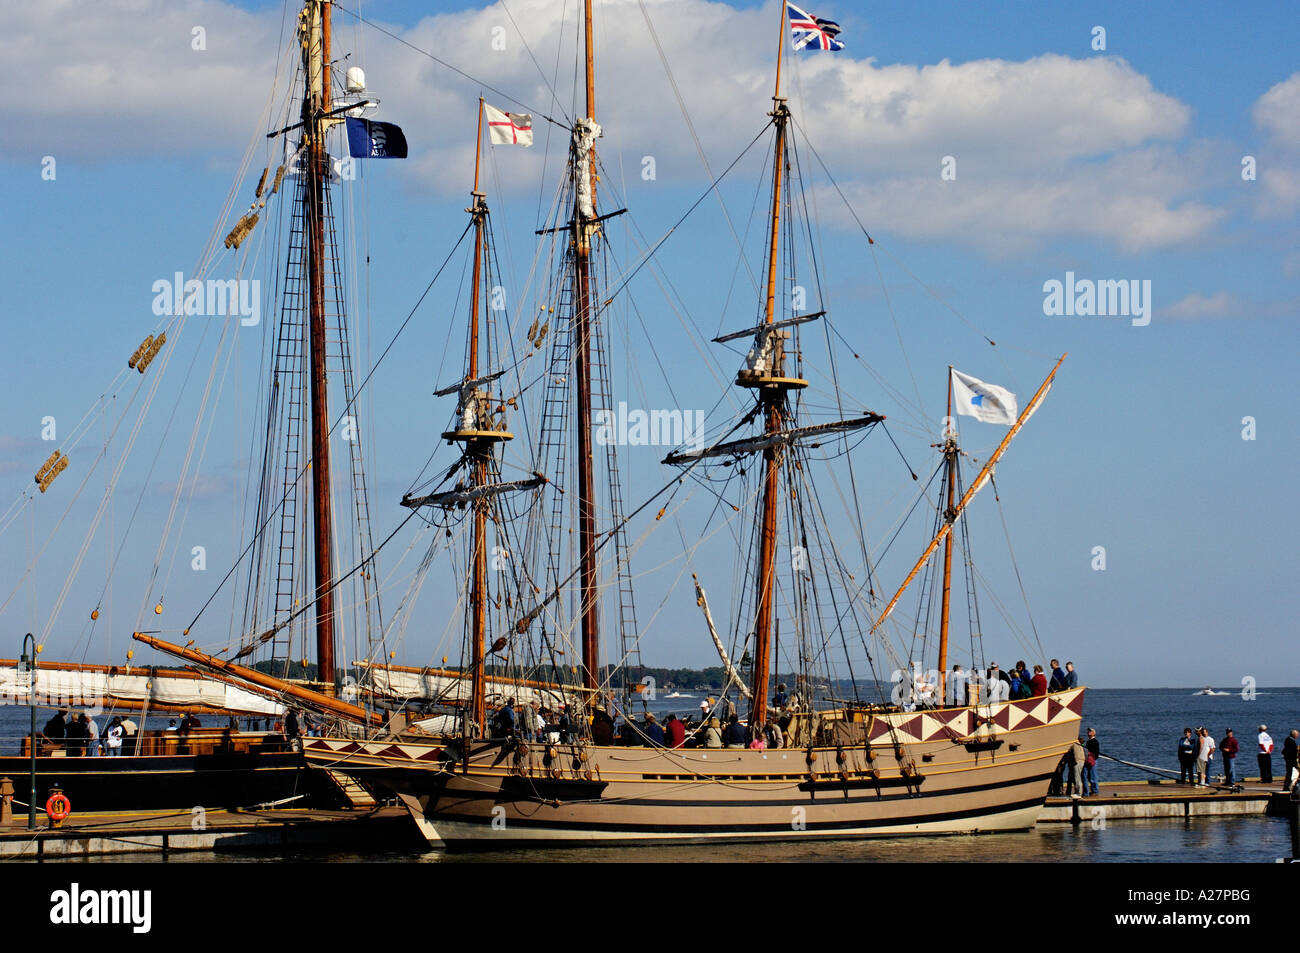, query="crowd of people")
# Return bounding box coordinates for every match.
[38,708,140,757]
[1178,724,1299,790]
